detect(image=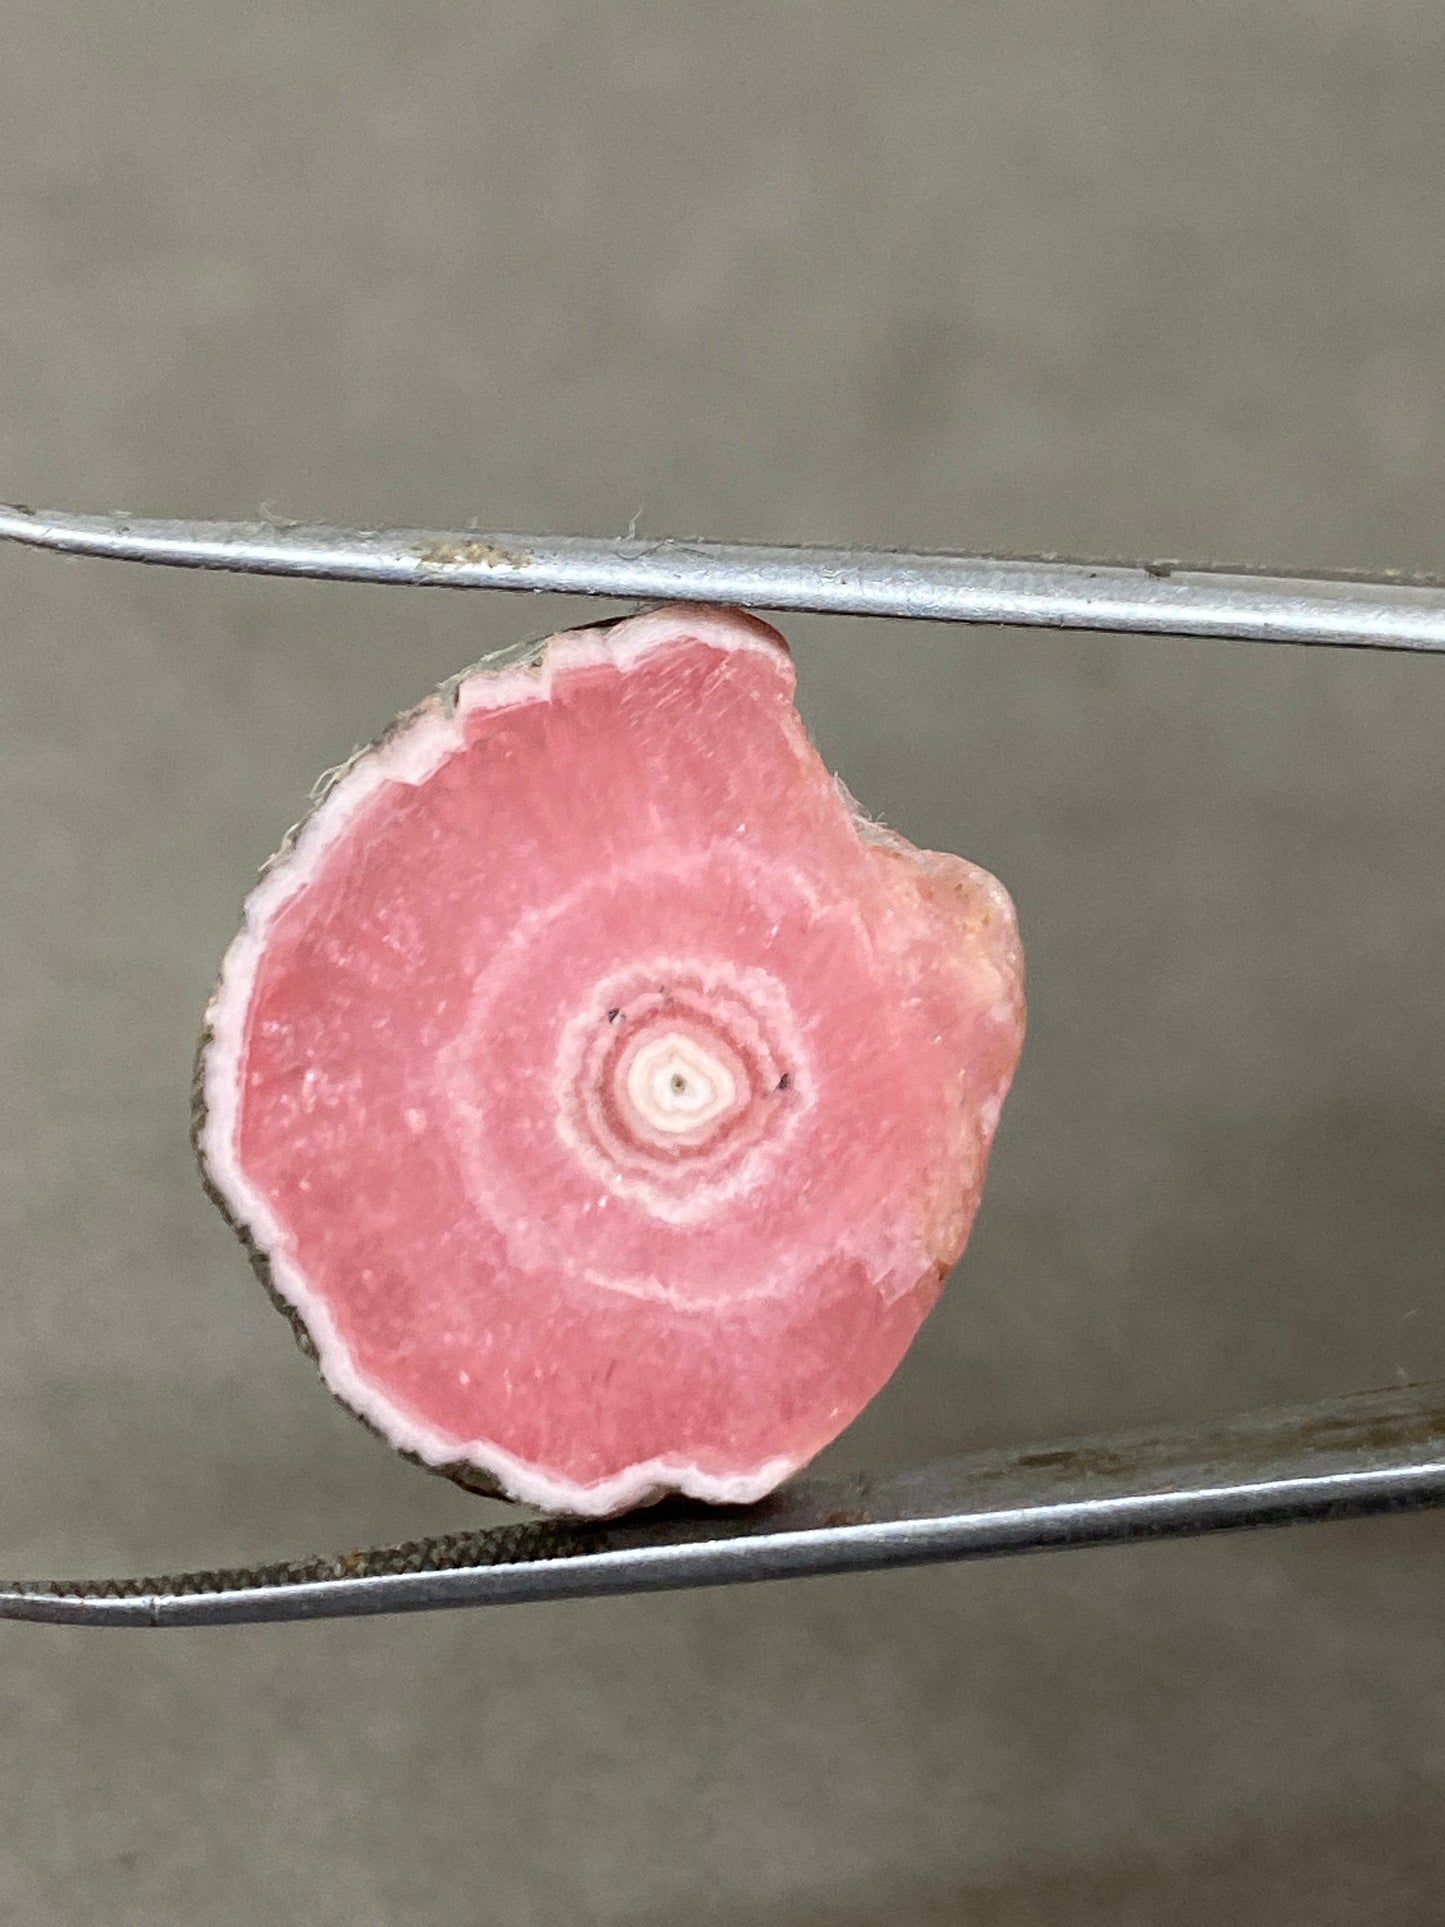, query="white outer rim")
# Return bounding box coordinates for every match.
[198,604,804,1516]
